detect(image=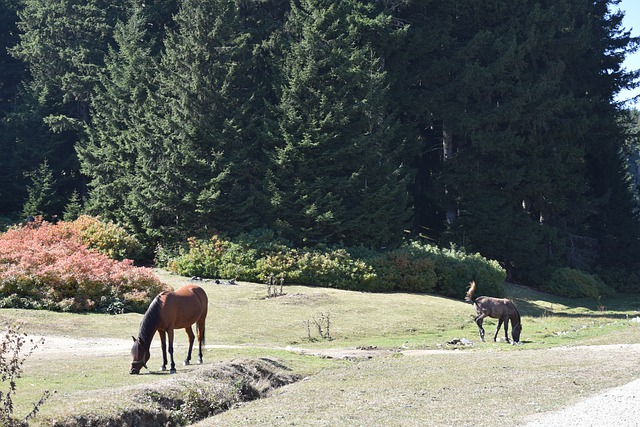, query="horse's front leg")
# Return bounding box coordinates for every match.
[503,318,511,344]
[167,329,176,374]
[158,330,168,371]
[184,326,195,366]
